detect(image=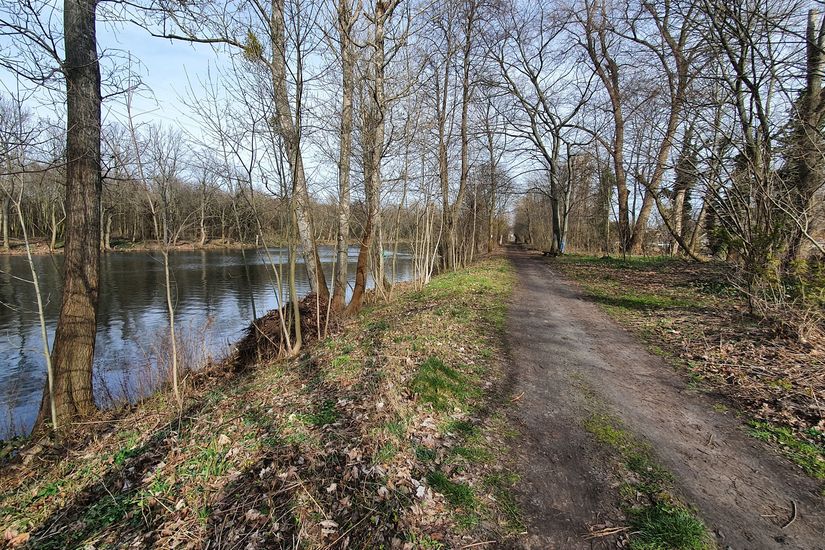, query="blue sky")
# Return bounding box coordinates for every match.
[0,9,226,138]
[99,19,228,137]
